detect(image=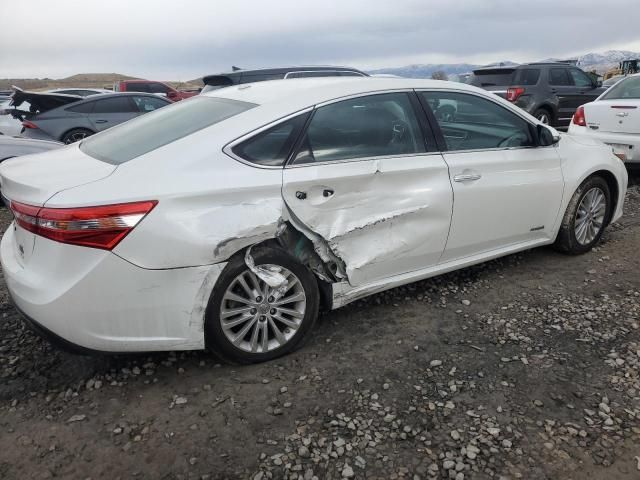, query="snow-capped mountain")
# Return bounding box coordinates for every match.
[368,50,640,79]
